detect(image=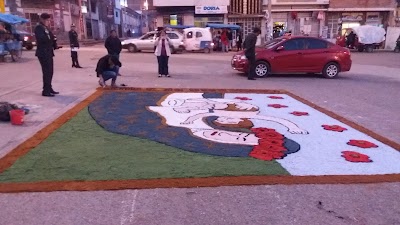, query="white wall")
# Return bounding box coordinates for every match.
[153,0,229,7]
[183,13,194,26]
[385,27,400,50]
